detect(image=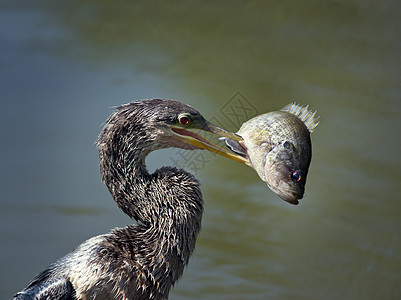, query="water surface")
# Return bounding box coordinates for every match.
[1,1,400,299]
